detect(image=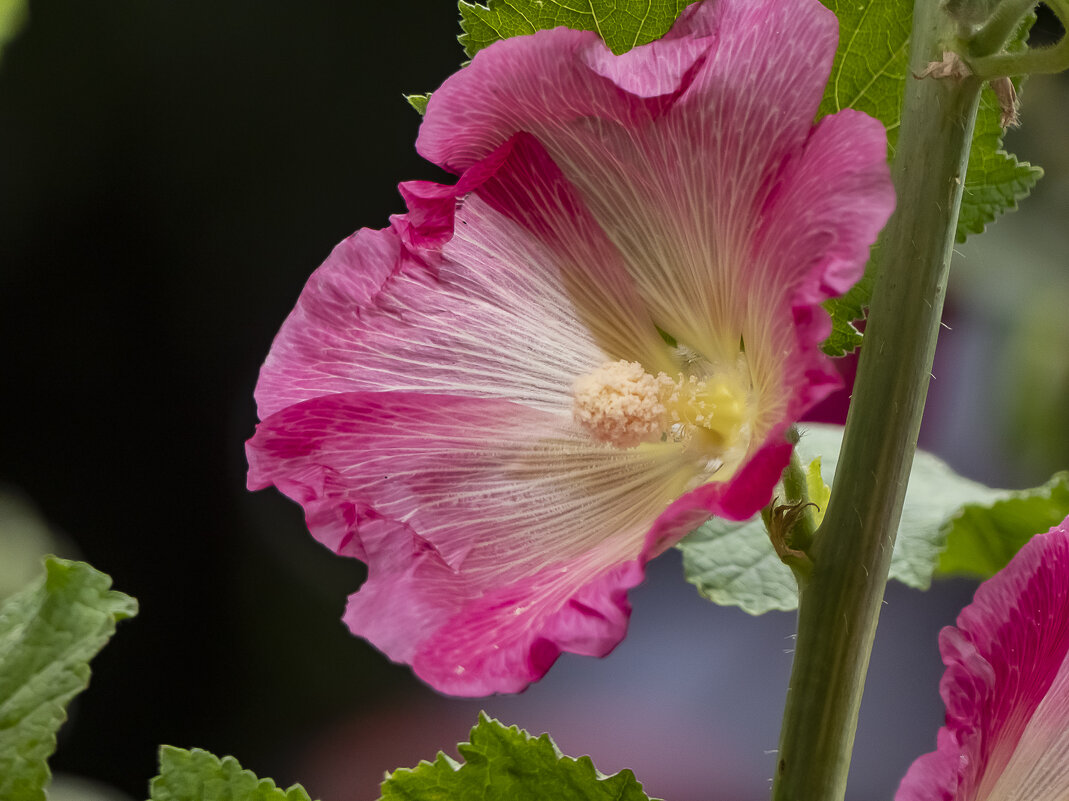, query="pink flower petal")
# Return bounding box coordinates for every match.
[417,0,891,433]
[254,134,675,421]
[748,108,896,424]
[249,0,895,694]
[247,392,780,695]
[896,519,1069,801]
